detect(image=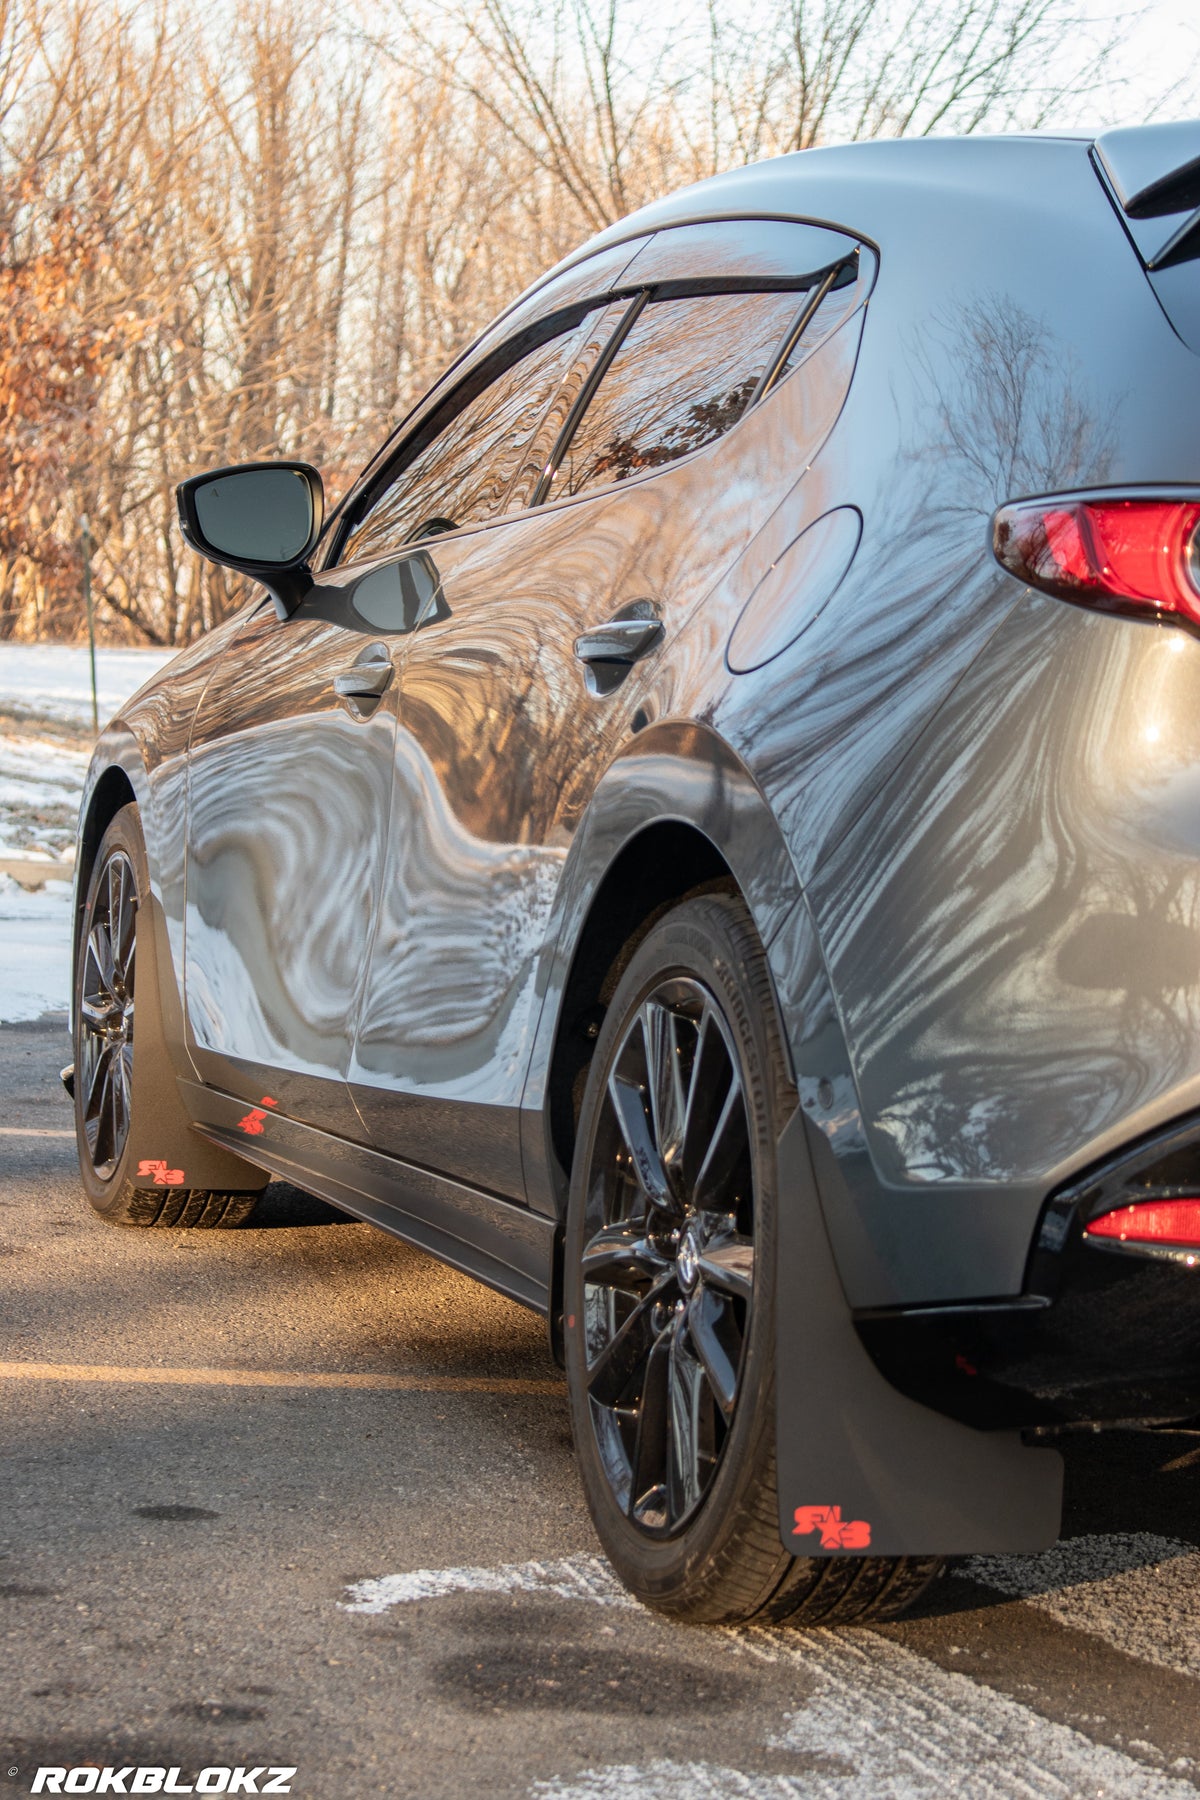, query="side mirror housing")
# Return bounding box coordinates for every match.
[176,461,324,619]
